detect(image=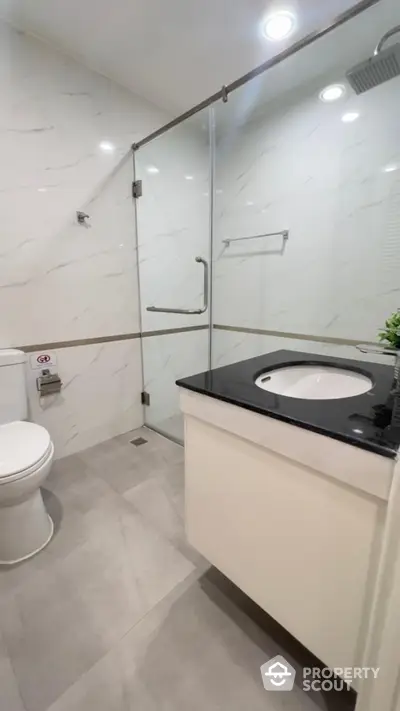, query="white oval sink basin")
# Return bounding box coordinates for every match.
[255,364,373,400]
